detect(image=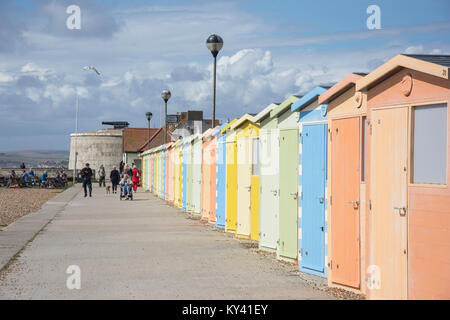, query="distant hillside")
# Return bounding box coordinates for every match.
[0,150,69,168]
